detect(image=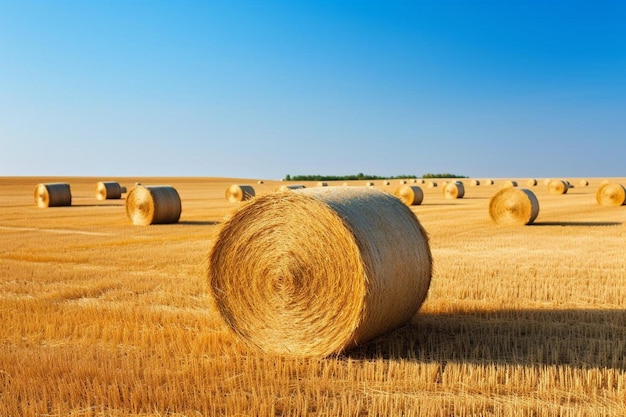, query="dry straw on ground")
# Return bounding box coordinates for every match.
[95,181,124,200]
[548,180,569,195]
[34,183,72,208]
[225,184,255,203]
[489,187,540,226]
[276,184,305,192]
[394,185,424,206]
[208,187,432,357]
[443,181,465,199]
[125,185,182,225]
[596,183,626,206]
